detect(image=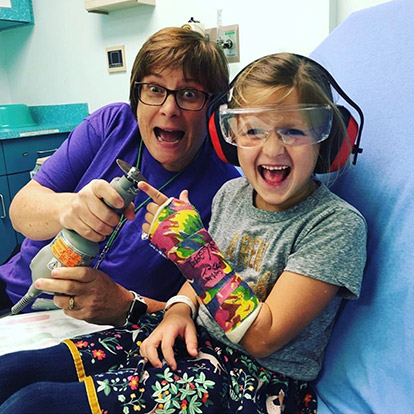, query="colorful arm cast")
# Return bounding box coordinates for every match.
[148,197,261,343]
